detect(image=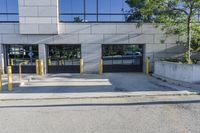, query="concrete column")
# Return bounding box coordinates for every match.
[39,44,47,74]
[19,0,59,34]
[82,43,101,74]
[0,44,4,74]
